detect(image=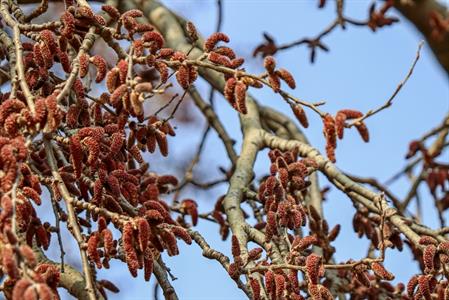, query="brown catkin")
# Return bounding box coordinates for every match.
[234,81,247,114]
[339,109,363,119]
[248,248,263,261]
[335,111,346,139]
[94,14,106,26]
[91,55,107,83]
[117,59,128,83]
[186,21,199,42]
[22,186,41,205]
[355,122,370,142]
[288,270,300,294]
[305,253,321,284]
[40,30,57,52]
[204,32,230,52]
[99,279,120,293]
[208,51,232,67]
[176,65,190,89]
[106,68,120,93]
[144,255,153,281]
[19,244,37,267]
[137,218,150,252]
[161,230,179,256]
[102,5,120,21]
[155,130,168,157]
[230,58,244,69]
[142,31,165,51]
[40,42,53,68]
[77,6,95,20]
[231,235,241,258]
[57,49,71,73]
[33,43,45,67]
[319,285,333,300]
[60,11,75,39]
[159,48,174,58]
[73,78,85,101]
[214,46,236,59]
[371,262,395,280]
[438,241,449,255]
[291,104,309,128]
[224,78,237,108]
[294,235,317,251]
[277,68,296,89]
[274,274,285,298]
[79,54,90,78]
[122,9,143,19]
[87,233,102,269]
[155,62,169,83]
[123,222,139,277]
[423,244,437,274]
[323,114,337,162]
[102,229,115,256]
[111,84,128,106]
[181,199,198,226]
[249,277,261,300]
[327,224,341,241]
[265,270,275,295]
[69,135,83,178]
[265,211,278,241]
[264,56,276,74]
[417,275,432,300]
[407,275,418,297]
[12,279,32,300]
[2,246,19,278]
[268,74,281,93]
